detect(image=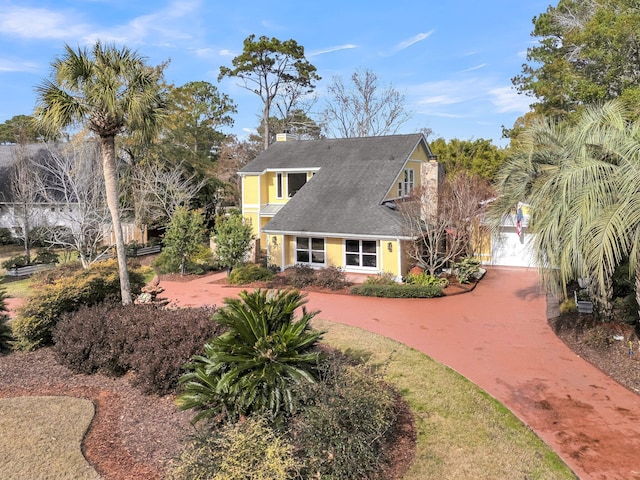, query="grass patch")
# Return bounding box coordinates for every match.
[0,277,32,299]
[0,396,100,480]
[315,319,576,480]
